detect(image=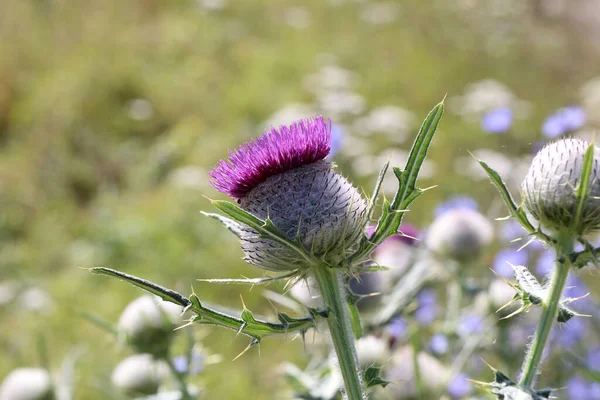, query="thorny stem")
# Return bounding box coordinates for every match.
[313,264,367,400]
[518,232,573,388]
